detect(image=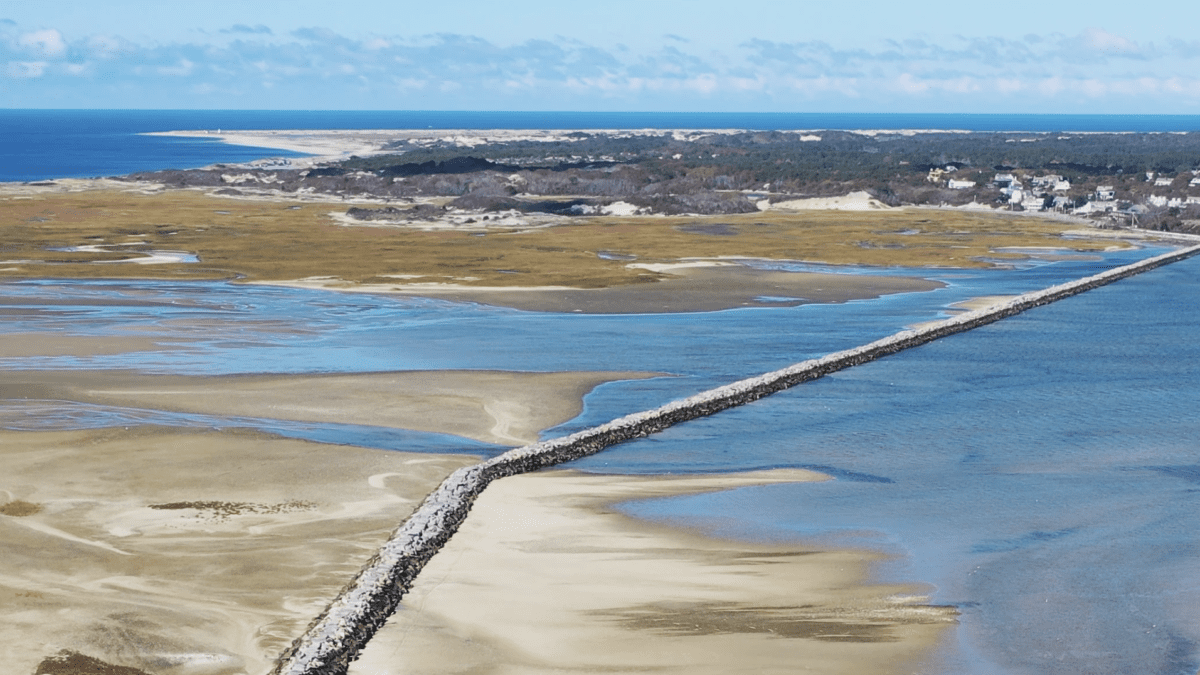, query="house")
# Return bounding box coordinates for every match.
[948,179,977,189]
[994,173,1017,188]
[1095,185,1116,201]
[1148,195,1183,208]
[1074,200,1115,215]
[1187,195,1200,206]
[1154,177,1174,187]
[1021,193,1046,210]
[1053,179,1071,192]
[1031,174,1063,189]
